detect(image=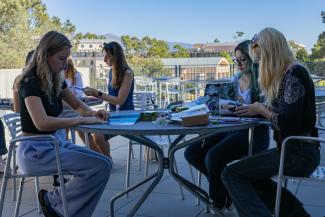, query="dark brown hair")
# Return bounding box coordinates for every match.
[103,41,129,88]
